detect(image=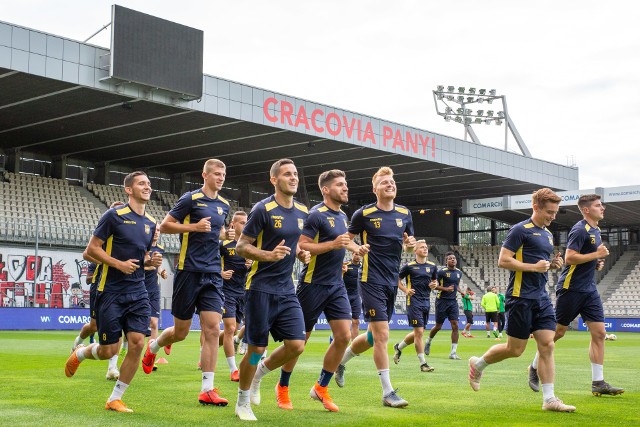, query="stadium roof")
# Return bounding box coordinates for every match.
[0,19,590,222]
